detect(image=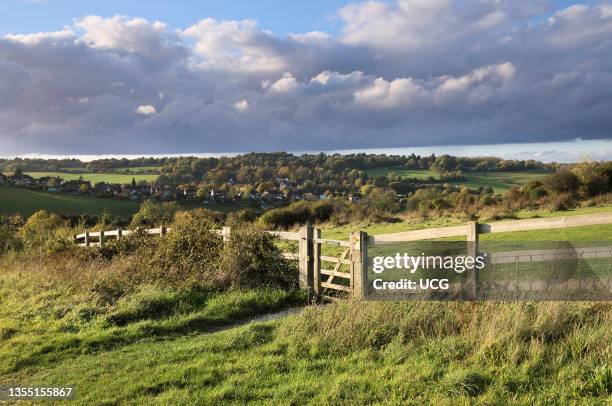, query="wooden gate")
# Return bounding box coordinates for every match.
[296,227,367,301]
